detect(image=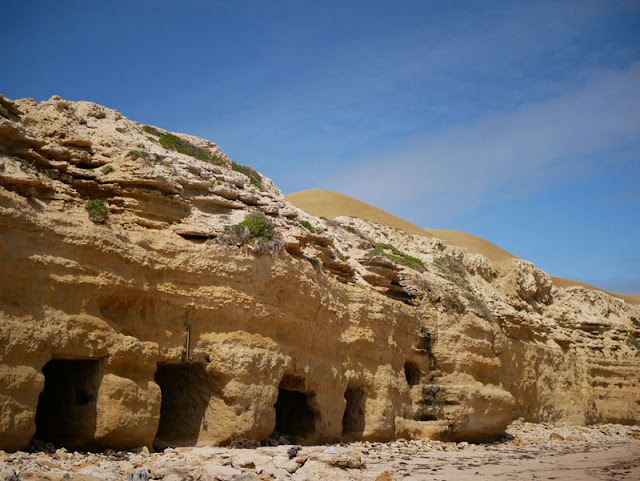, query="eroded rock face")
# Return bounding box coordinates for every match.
[1,94,639,451]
